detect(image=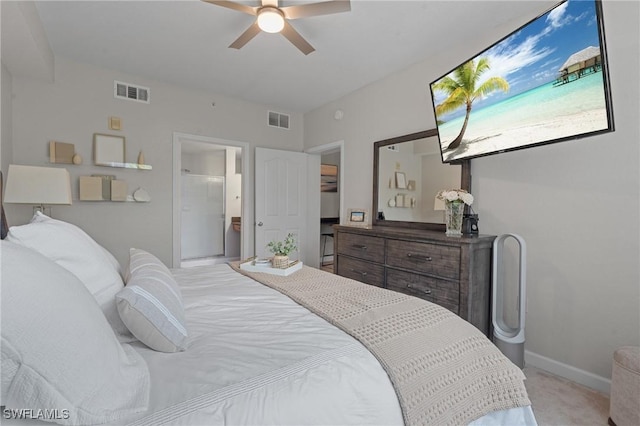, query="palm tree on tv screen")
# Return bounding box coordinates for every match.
[433,58,509,150]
